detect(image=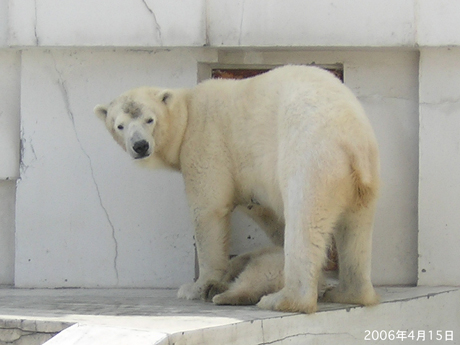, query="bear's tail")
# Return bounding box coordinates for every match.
[347,141,380,209]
